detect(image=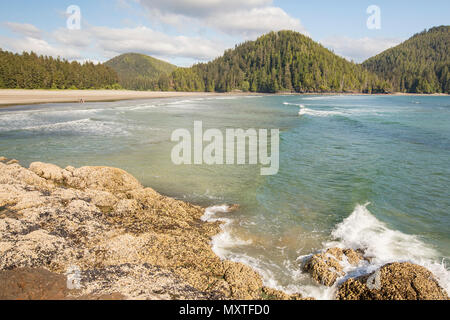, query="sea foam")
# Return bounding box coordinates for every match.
[204,202,450,300]
[19,118,128,136]
[325,203,450,294]
[201,205,252,257]
[283,102,345,117]
[298,106,344,117]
